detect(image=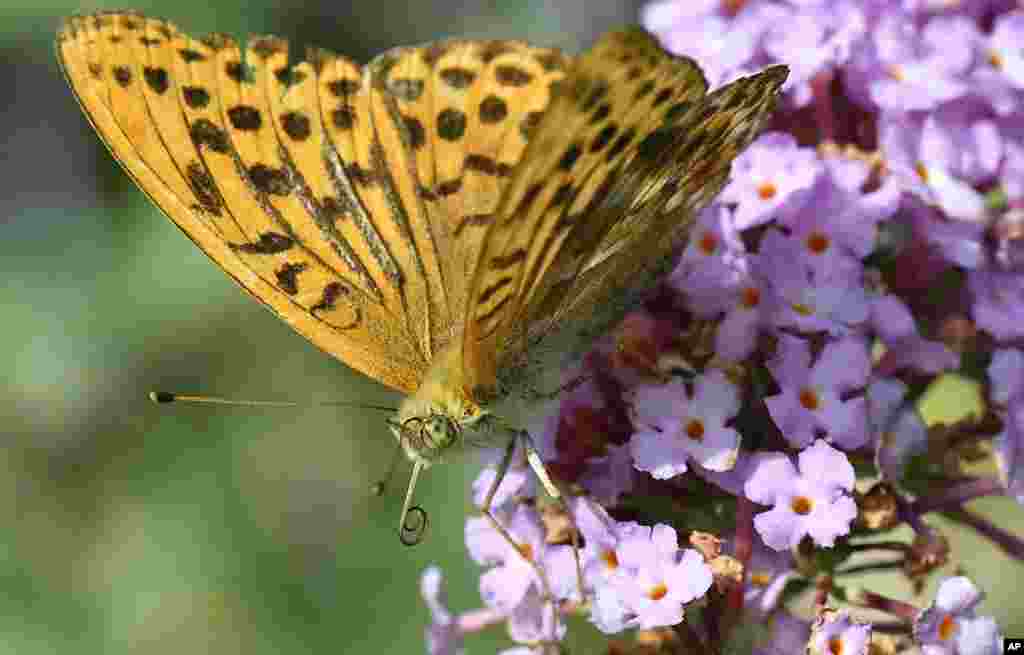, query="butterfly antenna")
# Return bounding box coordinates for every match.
[149,391,396,413]
[398,460,428,546]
